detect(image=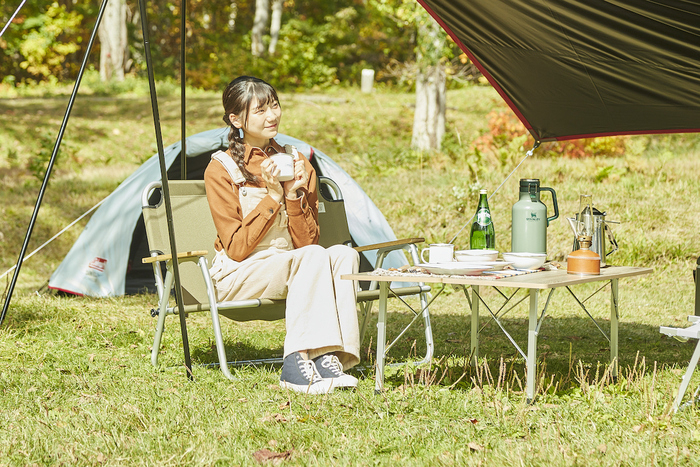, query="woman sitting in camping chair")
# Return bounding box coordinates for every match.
[204,76,360,394]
